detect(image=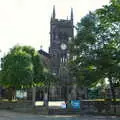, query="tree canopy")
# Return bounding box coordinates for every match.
[69,0,120,89]
[0,45,44,89]
[68,2,120,113]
